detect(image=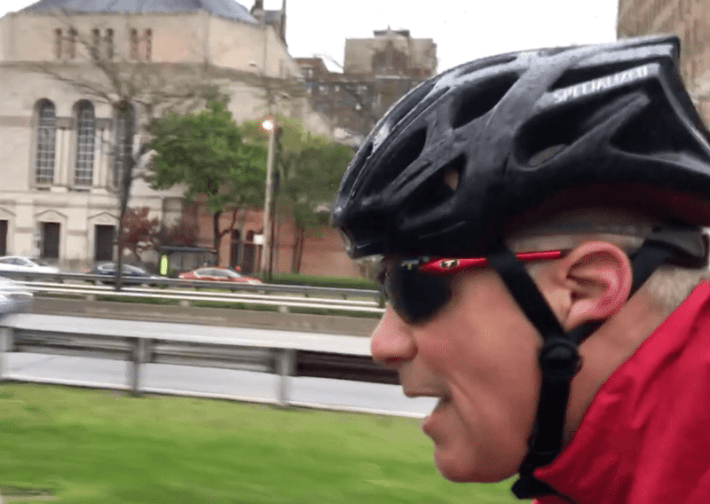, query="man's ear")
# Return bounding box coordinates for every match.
[543,242,633,332]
